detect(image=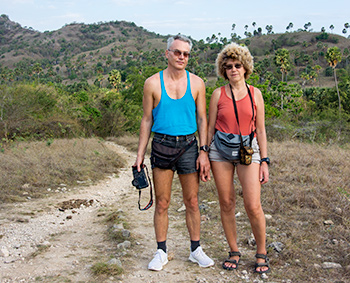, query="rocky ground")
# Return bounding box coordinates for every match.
[0,142,272,283]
